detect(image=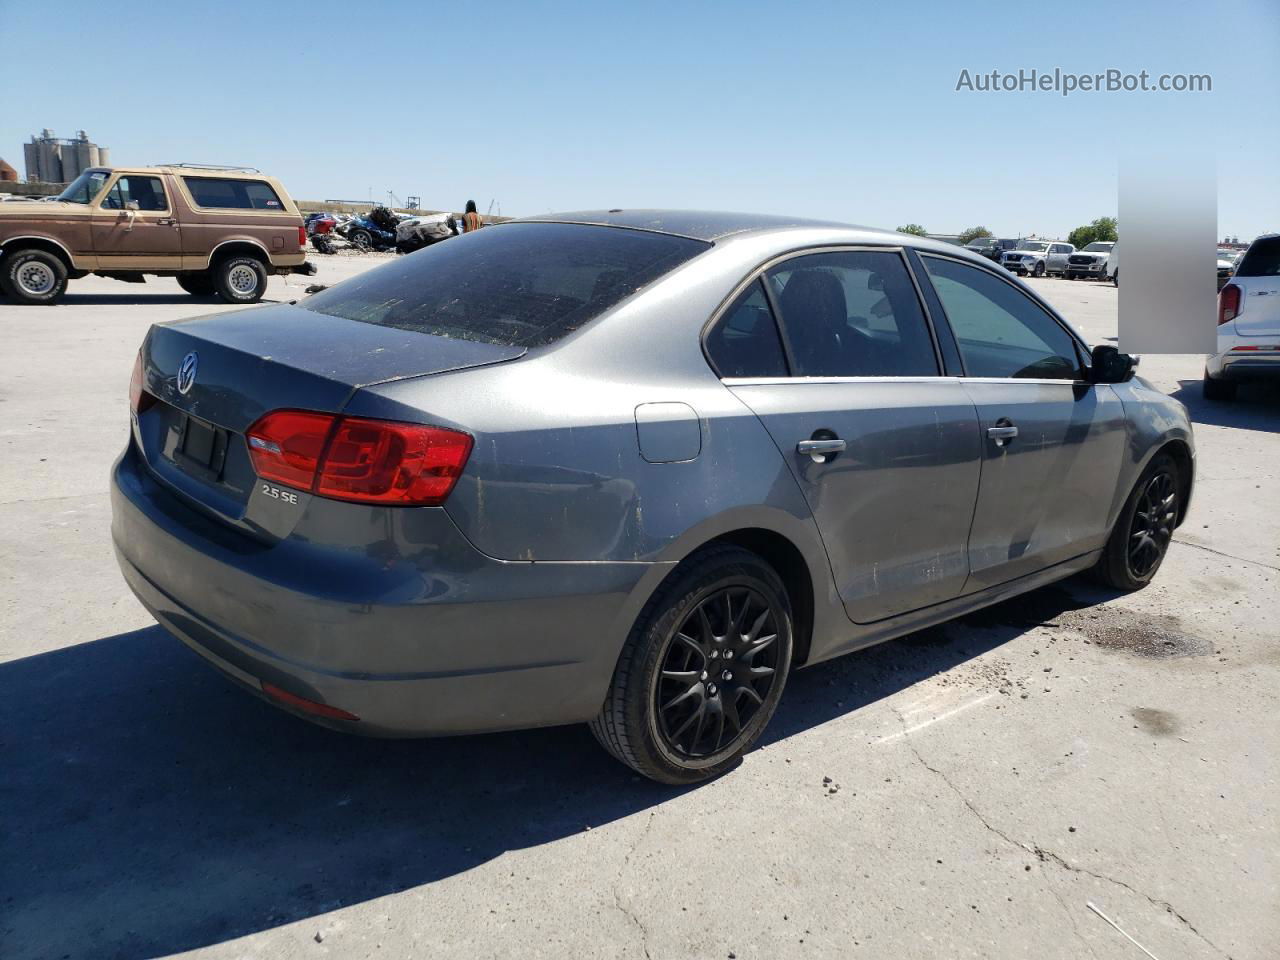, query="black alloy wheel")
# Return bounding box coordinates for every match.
[655,586,781,759]
[1127,469,1178,579]
[590,545,793,784]
[1092,453,1180,591]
